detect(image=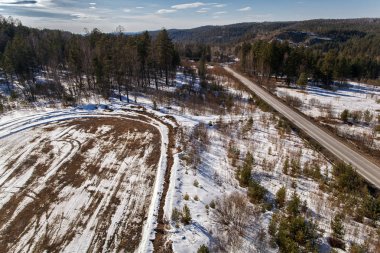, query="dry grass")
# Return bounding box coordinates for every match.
[0,116,163,252]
